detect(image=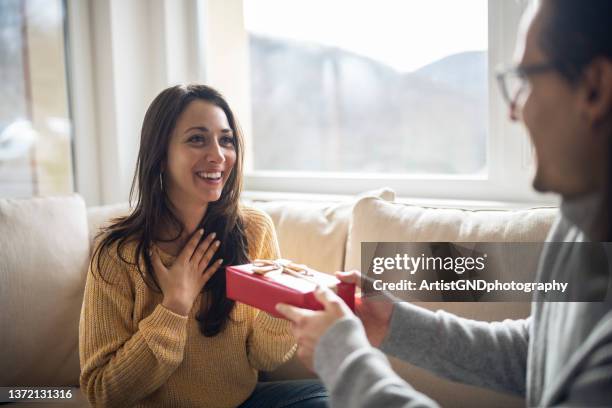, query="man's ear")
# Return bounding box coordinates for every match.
[580,58,612,129]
